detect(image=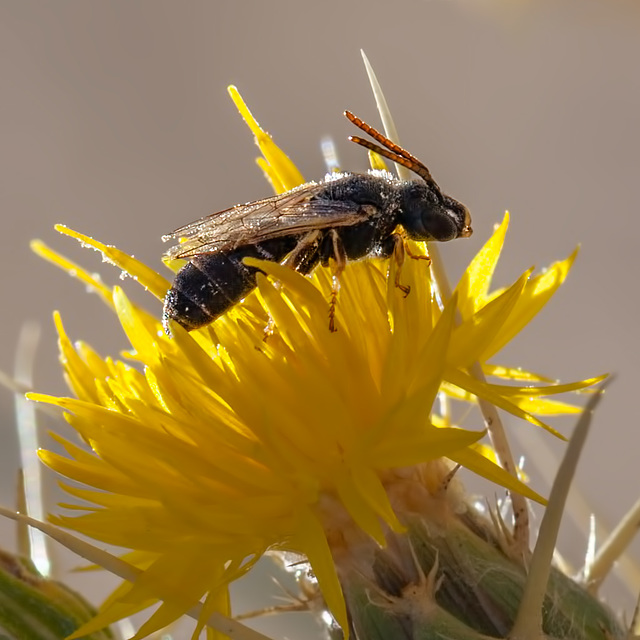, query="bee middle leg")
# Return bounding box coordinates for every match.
[326,229,347,332]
